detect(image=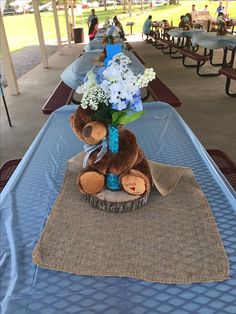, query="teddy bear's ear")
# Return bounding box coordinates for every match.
[82,121,107,145]
[70,113,84,142]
